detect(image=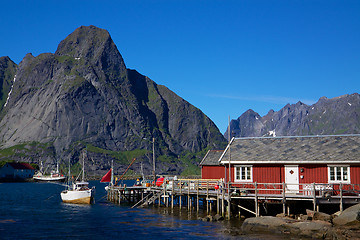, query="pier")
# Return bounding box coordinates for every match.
[107,179,360,218]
